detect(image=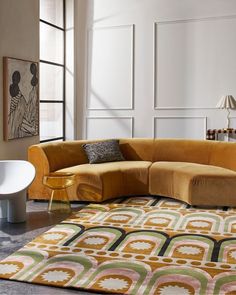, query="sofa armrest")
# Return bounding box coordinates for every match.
[28,145,51,200]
